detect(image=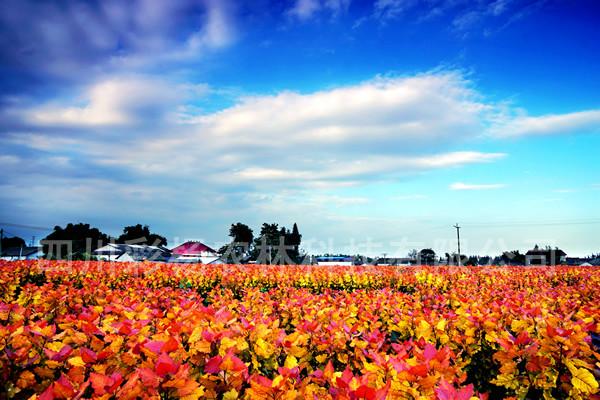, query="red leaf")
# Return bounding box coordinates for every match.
[515,331,531,346]
[53,374,76,399]
[138,367,161,389]
[408,364,428,377]
[423,343,437,362]
[155,352,178,377]
[355,385,376,400]
[80,347,97,364]
[221,352,246,373]
[204,355,223,374]
[435,380,474,400]
[39,385,55,400]
[162,337,179,353]
[90,372,111,395]
[435,379,456,400]
[144,340,164,354]
[49,344,73,362]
